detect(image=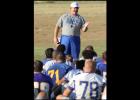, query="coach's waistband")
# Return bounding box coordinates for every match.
[61,34,80,37]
